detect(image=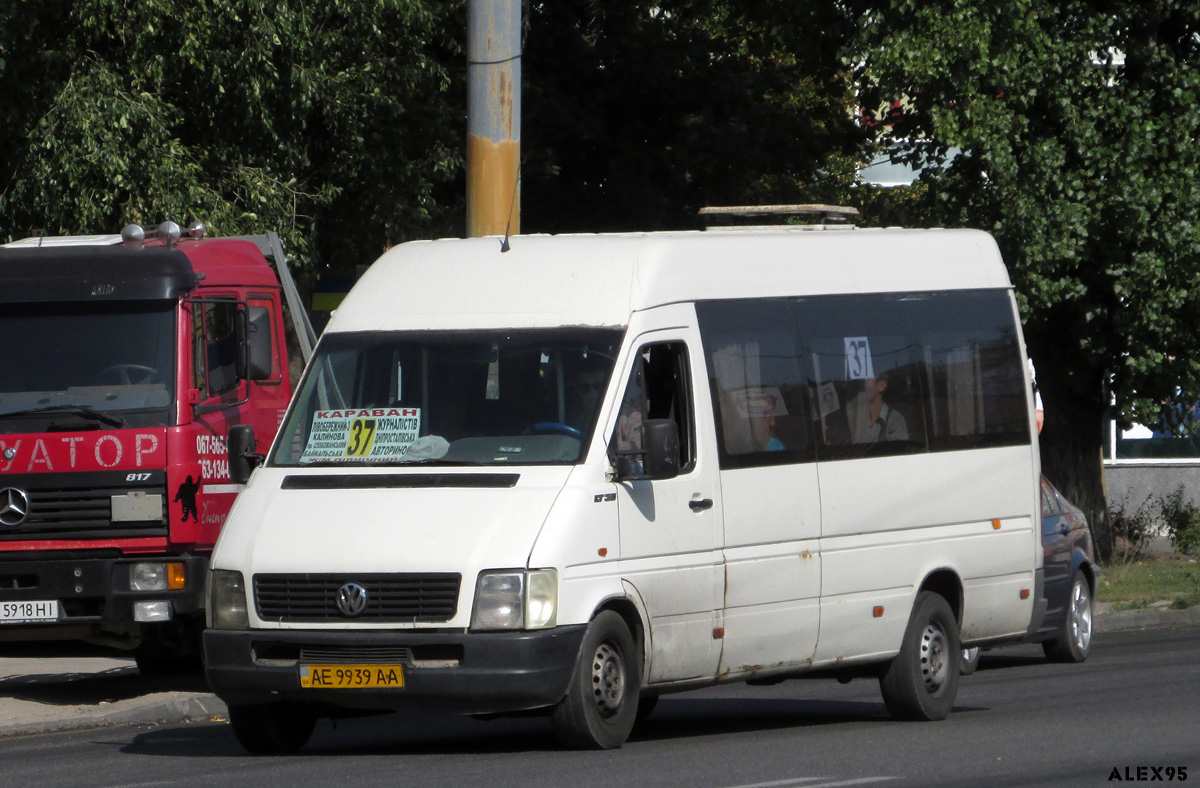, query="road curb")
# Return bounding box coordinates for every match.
[0,692,227,739]
[1093,604,1200,634]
